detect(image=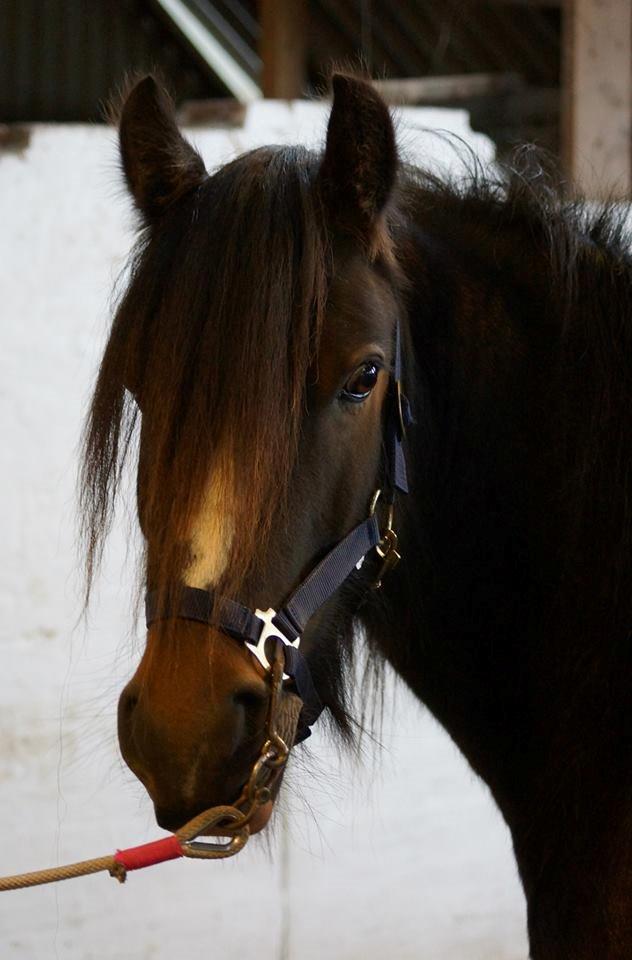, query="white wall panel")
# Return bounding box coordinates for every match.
[0,104,527,959]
